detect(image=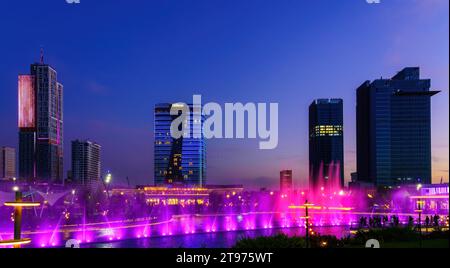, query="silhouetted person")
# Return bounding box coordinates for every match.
[433,215,439,227]
[394,216,399,227]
